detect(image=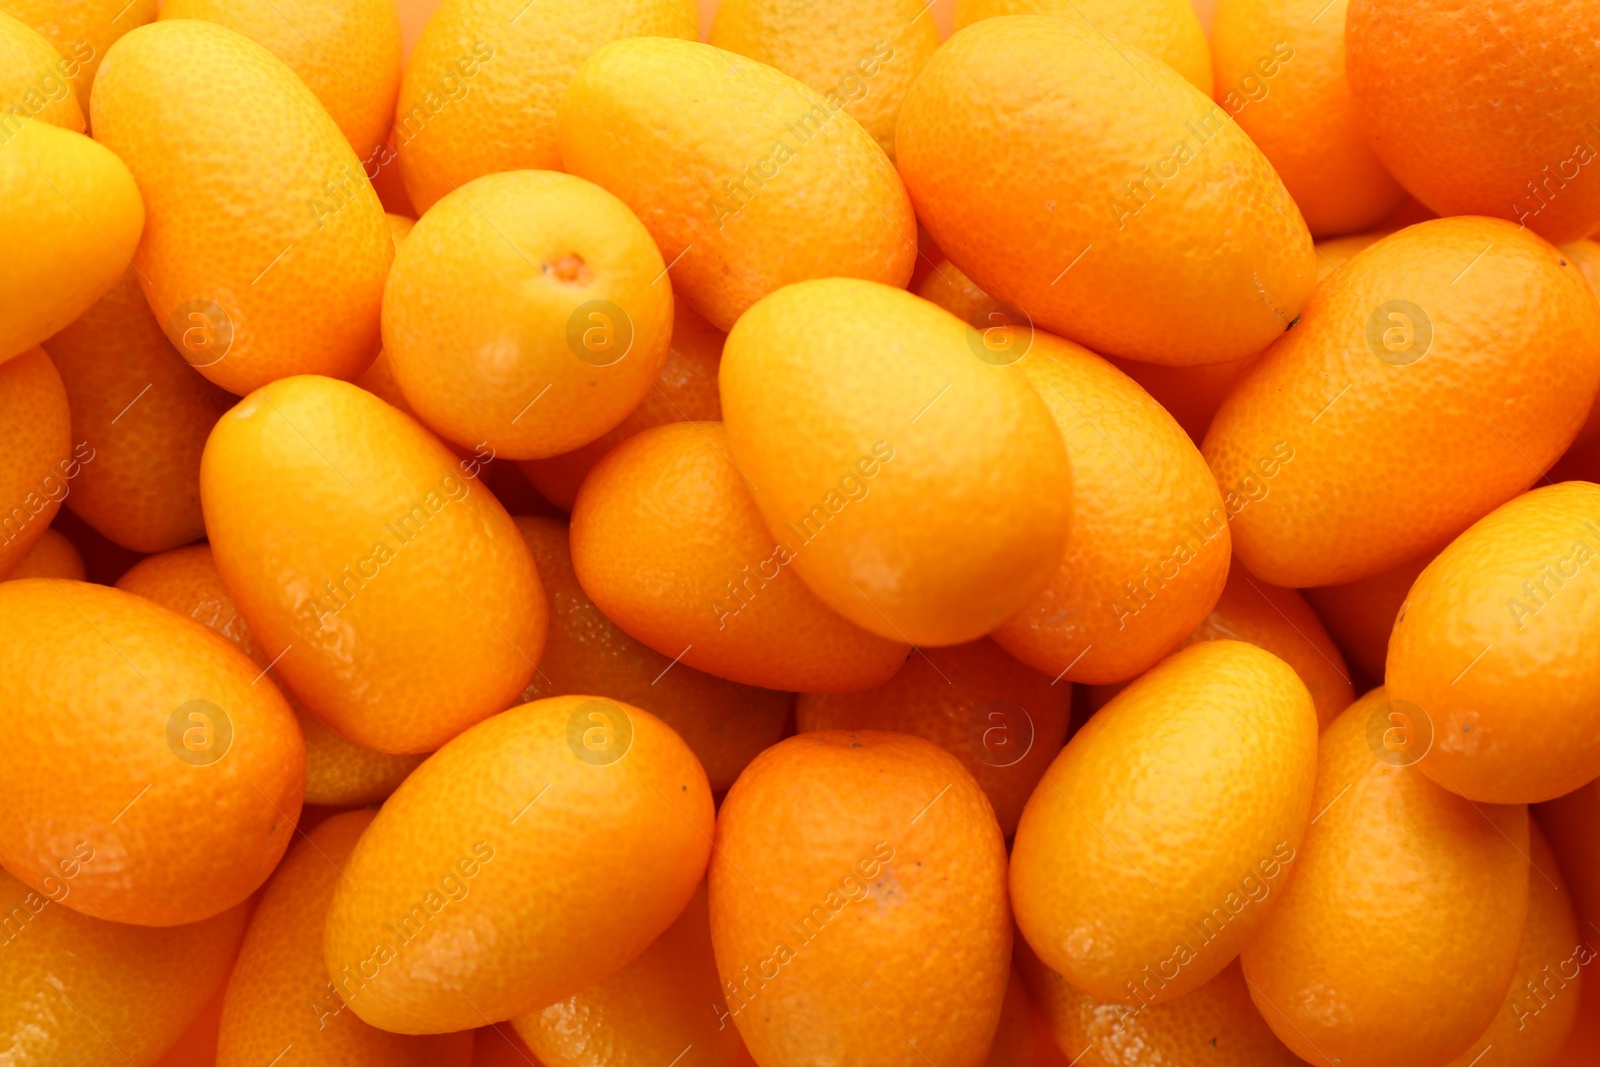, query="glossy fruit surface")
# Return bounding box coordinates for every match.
[201,374,546,754]
[1012,641,1318,1004]
[1205,218,1600,587]
[116,543,425,807]
[92,19,392,394]
[710,730,1011,1067]
[1240,688,1530,1067]
[323,695,713,1034]
[1020,936,1301,1067]
[897,14,1315,366]
[382,169,672,460]
[0,866,247,1067]
[515,881,744,1067]
[0,120,143,363]
[0,578,304,925]
[721,278,1071,647]
[1388,482,1600,803]
[571,421,909,693]
[217,810,474,1067]
[559,36,916,331]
